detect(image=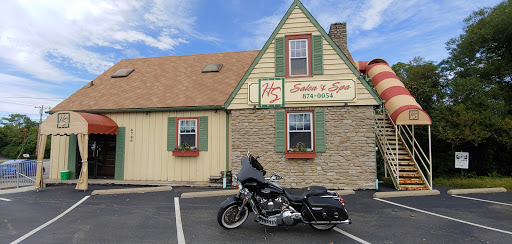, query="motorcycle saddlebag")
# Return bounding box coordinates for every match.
[301,196,348,222]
